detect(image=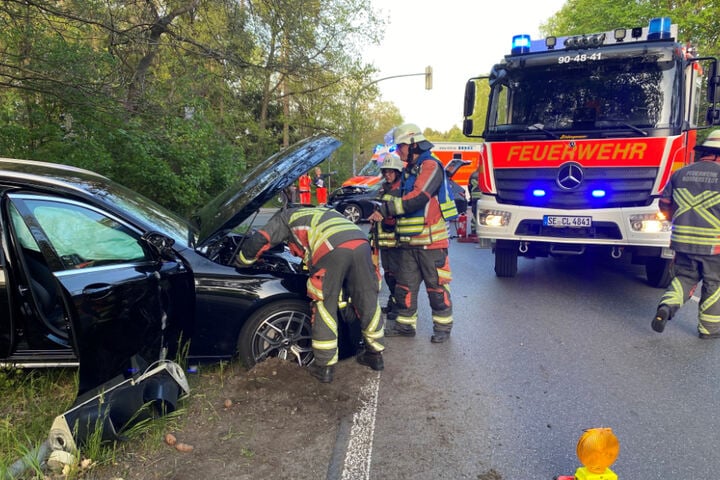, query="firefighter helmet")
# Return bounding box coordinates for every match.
[696,129,720,155]
[381,152,403,172]
[393,123,427,145]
